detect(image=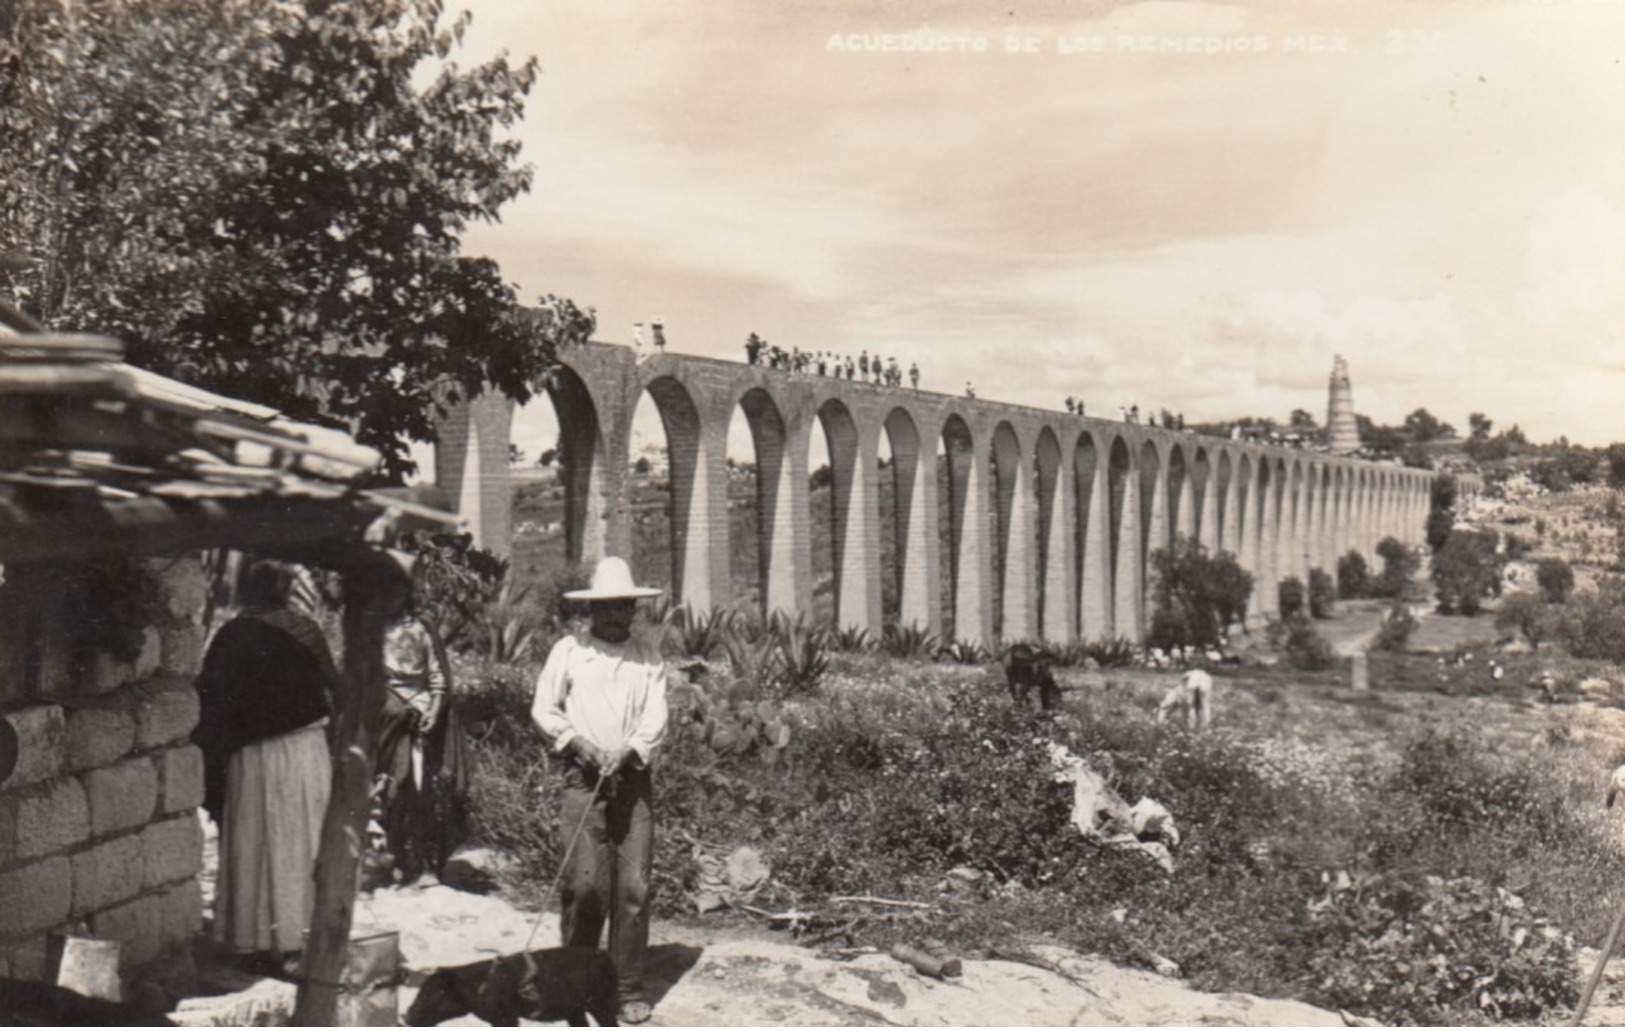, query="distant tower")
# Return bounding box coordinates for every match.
[1326,354,1359,454]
